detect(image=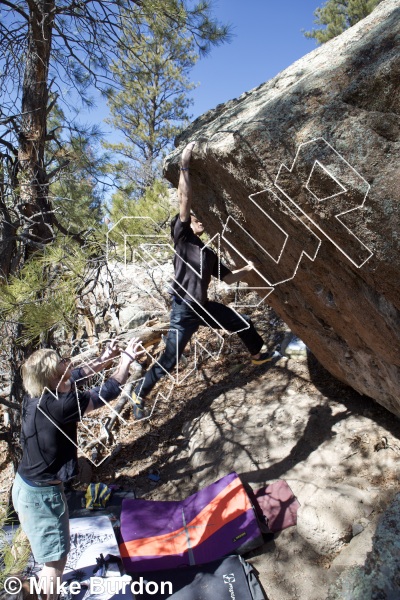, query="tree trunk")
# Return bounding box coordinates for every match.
[18,0,55,247]
[1,0,57,471]
[0,198,17,280]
